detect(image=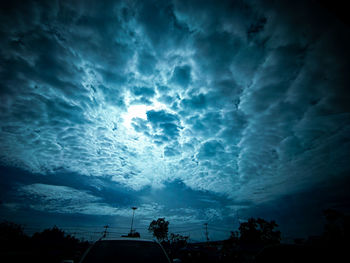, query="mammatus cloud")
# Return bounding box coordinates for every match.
[0,0,349,210]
